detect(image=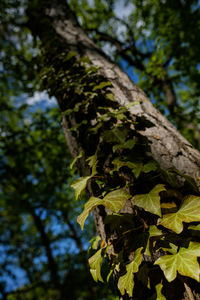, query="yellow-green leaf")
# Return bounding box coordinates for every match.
[93,81,112,91]
[155,242,200,282]
[145,225,163,256]
[77,189,131,230]
[71,175,91,200]
[188,224,200,231]
[118,247,143,297]
[77,196,100,230]
[158,195,200,233]
[155,283,166,300]
[106,92,115,101]
[112,139,136,153]
[132,184,166,217]
[103,188,131,212]
[88,249,104,282]
[143,161,158,173]
[70,151,83,169]
[86,152,98,175]
[89,235,101,250]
